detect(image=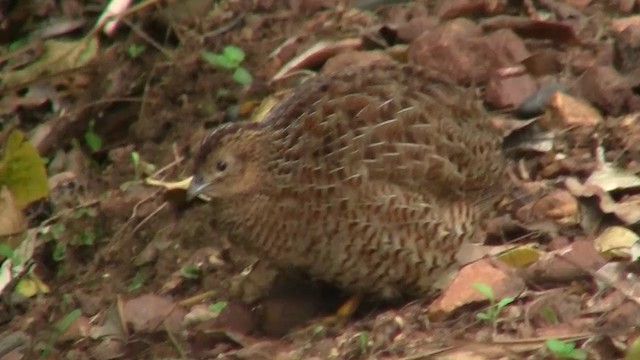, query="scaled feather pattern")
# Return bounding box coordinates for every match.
[191,63,508,299]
